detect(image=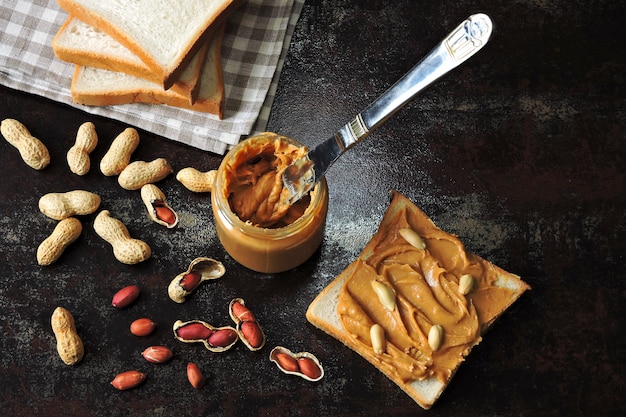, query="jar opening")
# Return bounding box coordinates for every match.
[221,133,312,229]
